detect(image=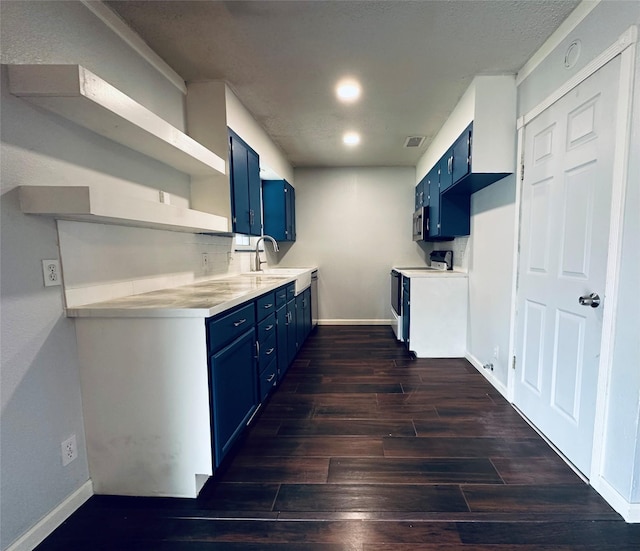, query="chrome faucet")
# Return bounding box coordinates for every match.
[253,235,279,271]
